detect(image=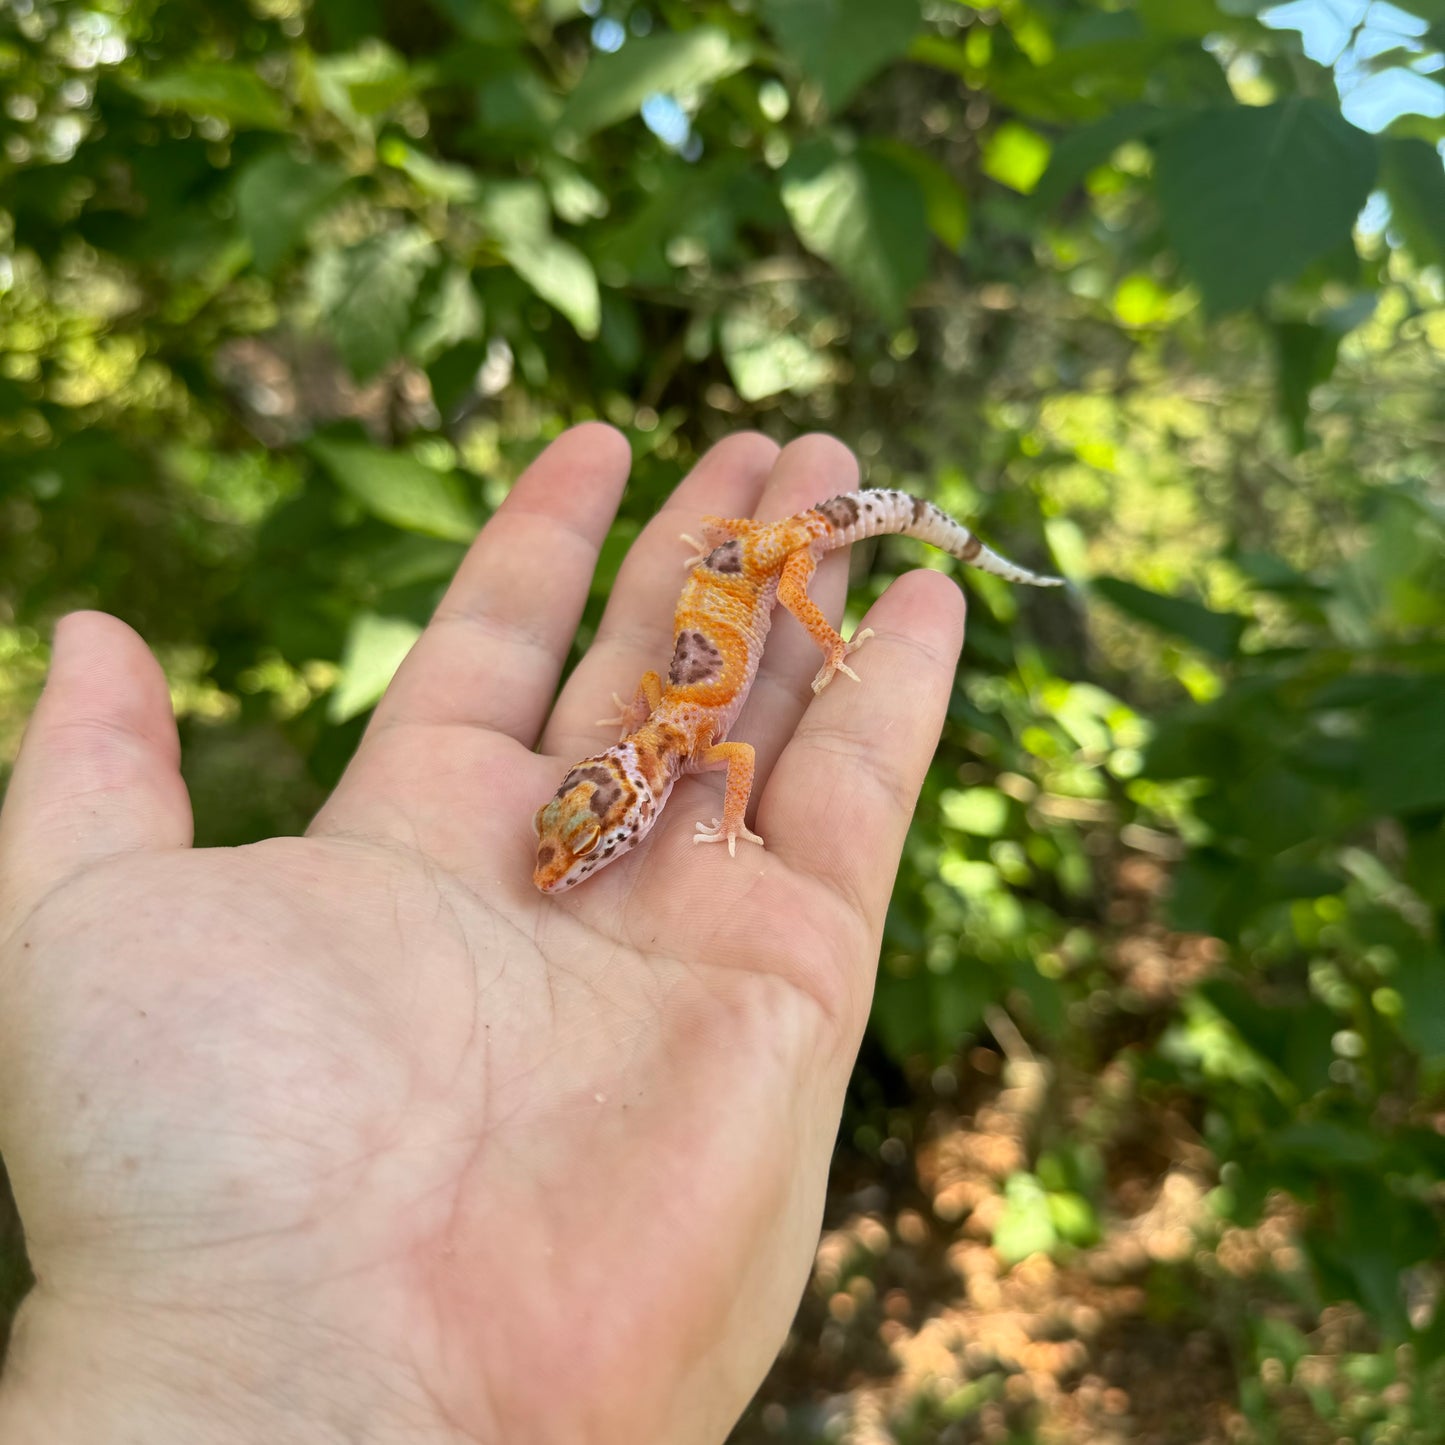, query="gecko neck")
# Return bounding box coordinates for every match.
[623,716,694,795]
